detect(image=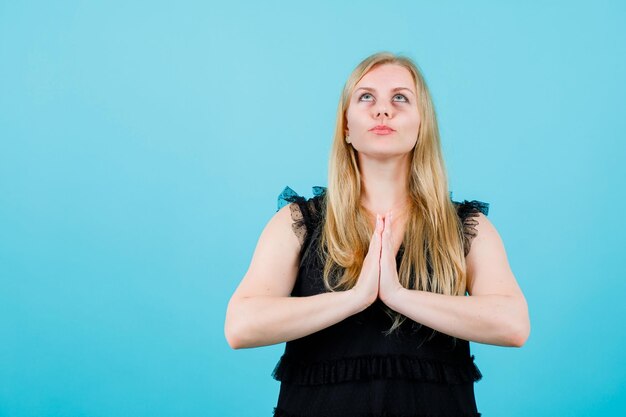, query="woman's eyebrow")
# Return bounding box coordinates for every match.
[354,87,415,97]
